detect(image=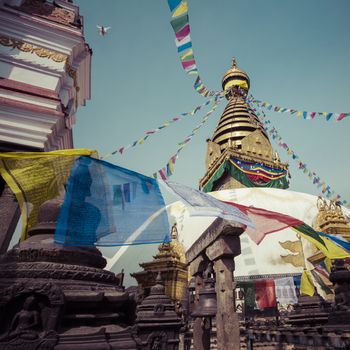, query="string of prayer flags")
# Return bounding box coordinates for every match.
[153,95,223,180]
[55,156,170,246]
[222,200,350,260]
[102,94,222,159]
[250,96,350,122]
[0,149,97,240]
[167,0,216,97]
[248,100,348,205]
